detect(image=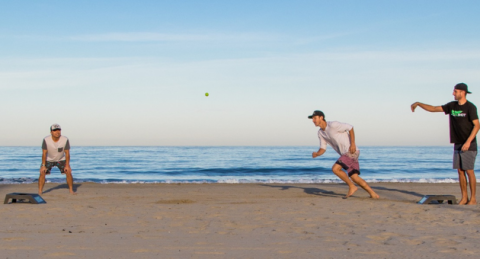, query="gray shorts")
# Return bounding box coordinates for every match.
[453,150,477,170]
